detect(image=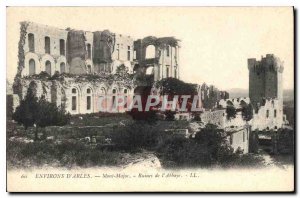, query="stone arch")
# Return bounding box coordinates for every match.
[56,56,67,73]
[60,62,66,73]
[60,88,67,108]
[226,100,234,106]
[40,54,55,75]
[146,66,154,75]
[97,86,108,112]
[110,86,119,110]
[45,60,52,75]
[85,60,93,74]
[146,45,156,59]
[83,84,95,112]
[70,86,81,114]
[29,59,36,75]
[240,100,247,108]
[24,53,40,76]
